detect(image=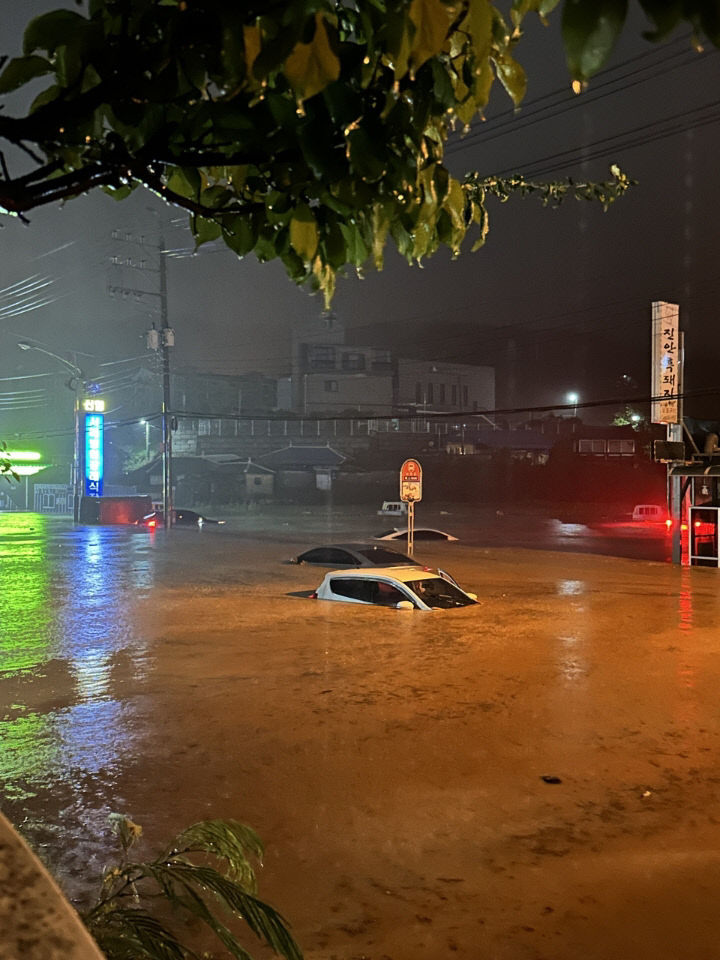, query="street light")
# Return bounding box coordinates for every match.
[18,341,86,522]
[566,391,579,417]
